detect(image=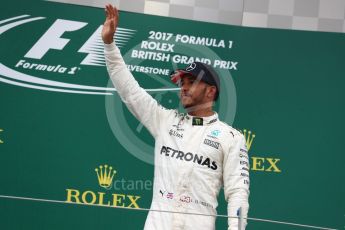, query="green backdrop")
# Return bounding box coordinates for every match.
[0,0,344,229]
